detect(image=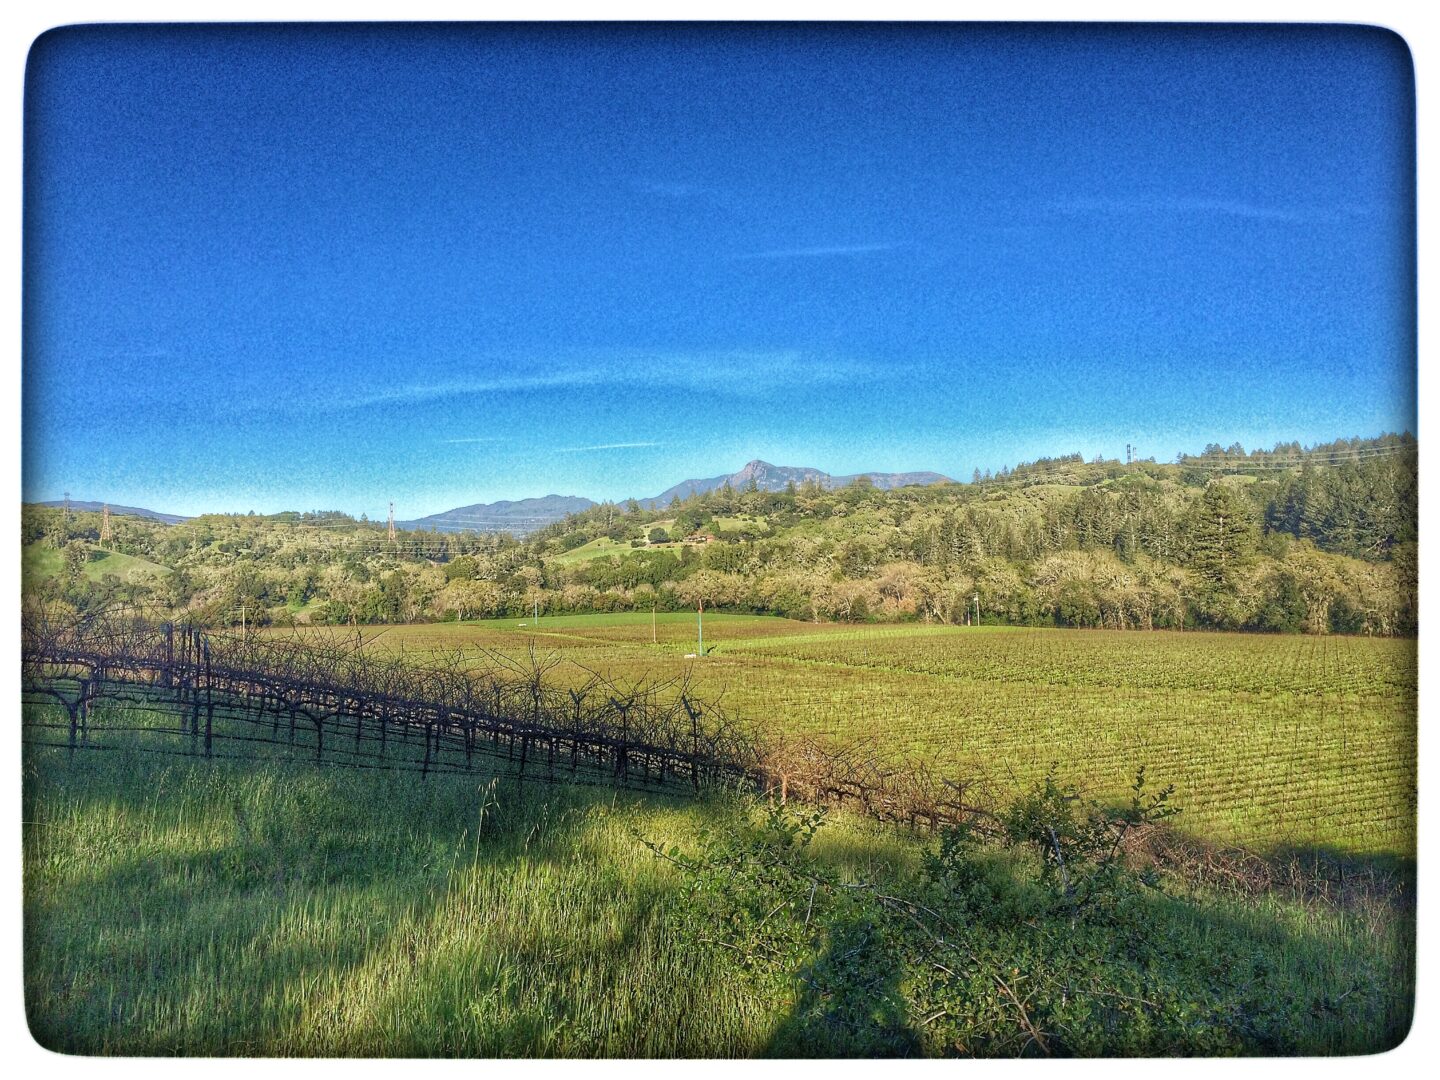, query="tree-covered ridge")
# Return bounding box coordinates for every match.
[23,433,1417,636]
